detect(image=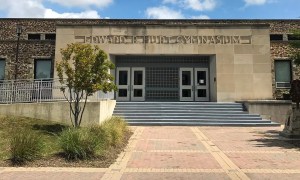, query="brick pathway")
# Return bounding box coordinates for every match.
[1,126,300,179]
